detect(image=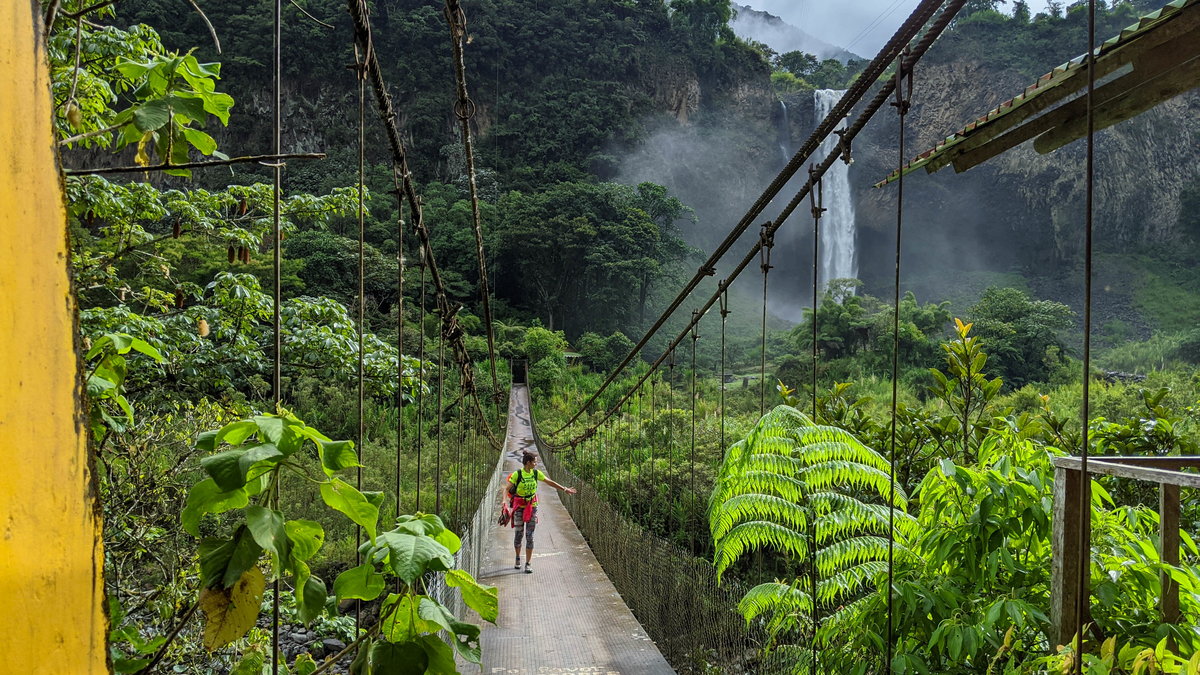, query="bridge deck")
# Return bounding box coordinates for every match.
[466,386,675,674]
